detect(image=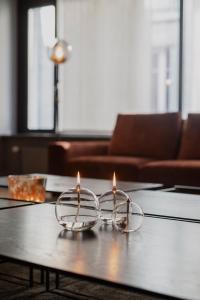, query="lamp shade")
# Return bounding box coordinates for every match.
[50,39,72,64]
